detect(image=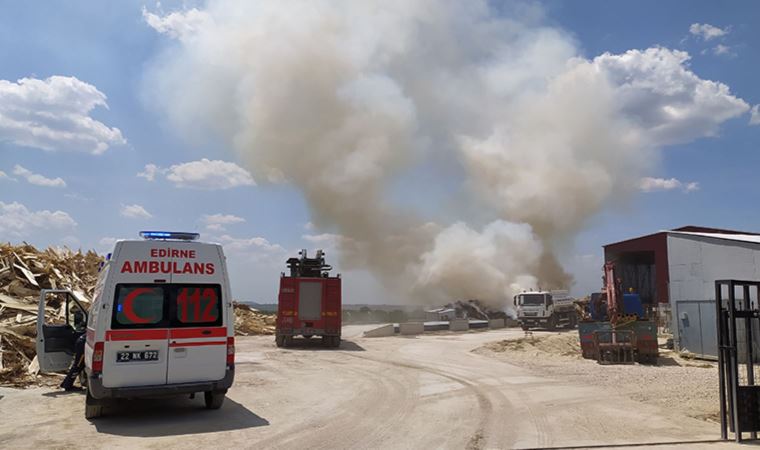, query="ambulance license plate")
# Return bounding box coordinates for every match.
[116,350,159,362]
